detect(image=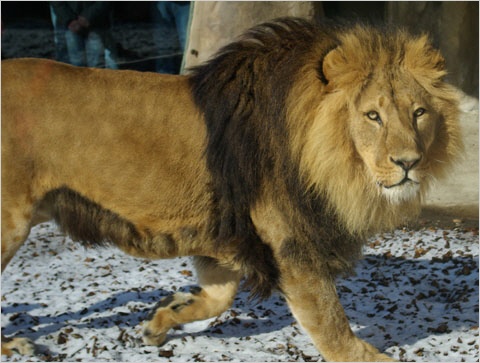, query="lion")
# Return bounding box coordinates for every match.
[1,18,462,361]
